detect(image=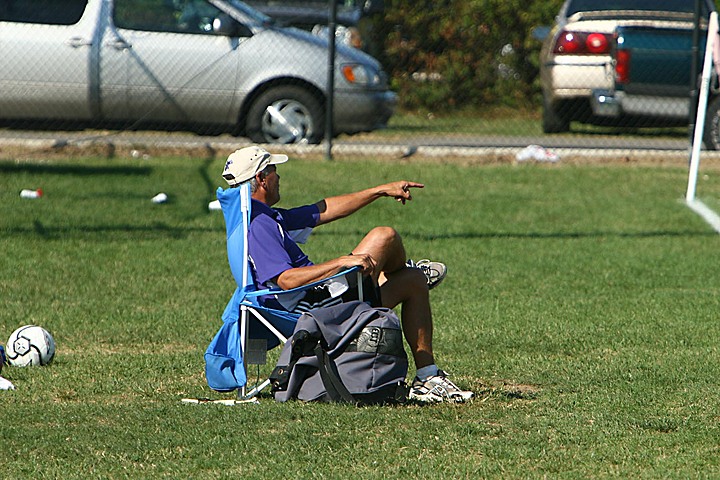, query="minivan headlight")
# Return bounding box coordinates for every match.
[313,25,363,50]
[341,64,380,87]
